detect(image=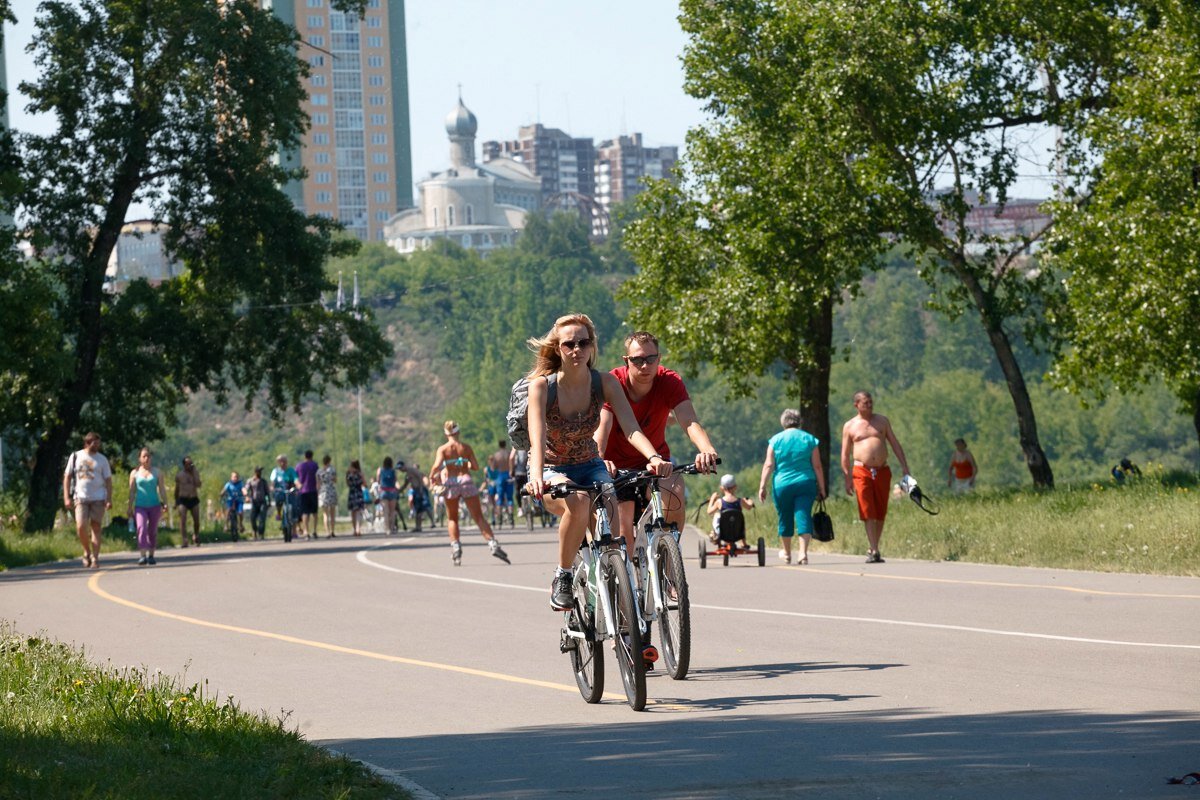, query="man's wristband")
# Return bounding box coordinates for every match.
[649,454,665,462]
